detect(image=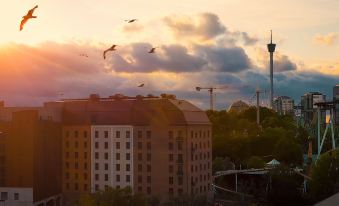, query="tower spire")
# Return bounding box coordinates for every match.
[267,30,276,109]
